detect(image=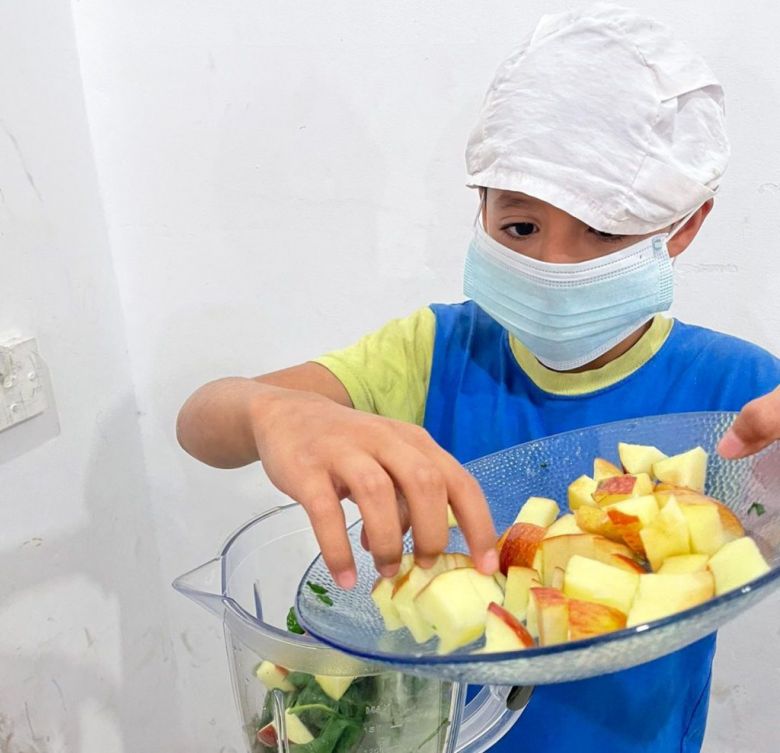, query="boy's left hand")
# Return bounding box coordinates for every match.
[718,386,780,458]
